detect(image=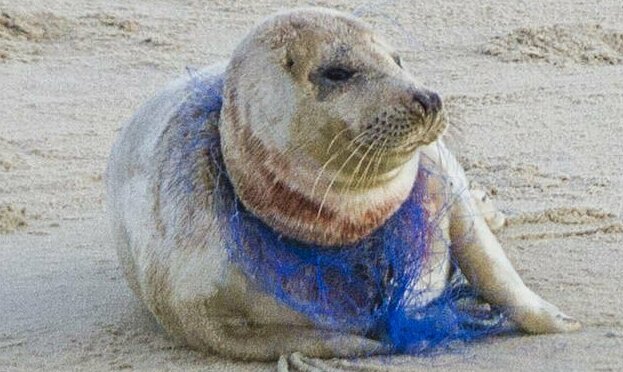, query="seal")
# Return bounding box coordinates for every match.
[106,7,580,364]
